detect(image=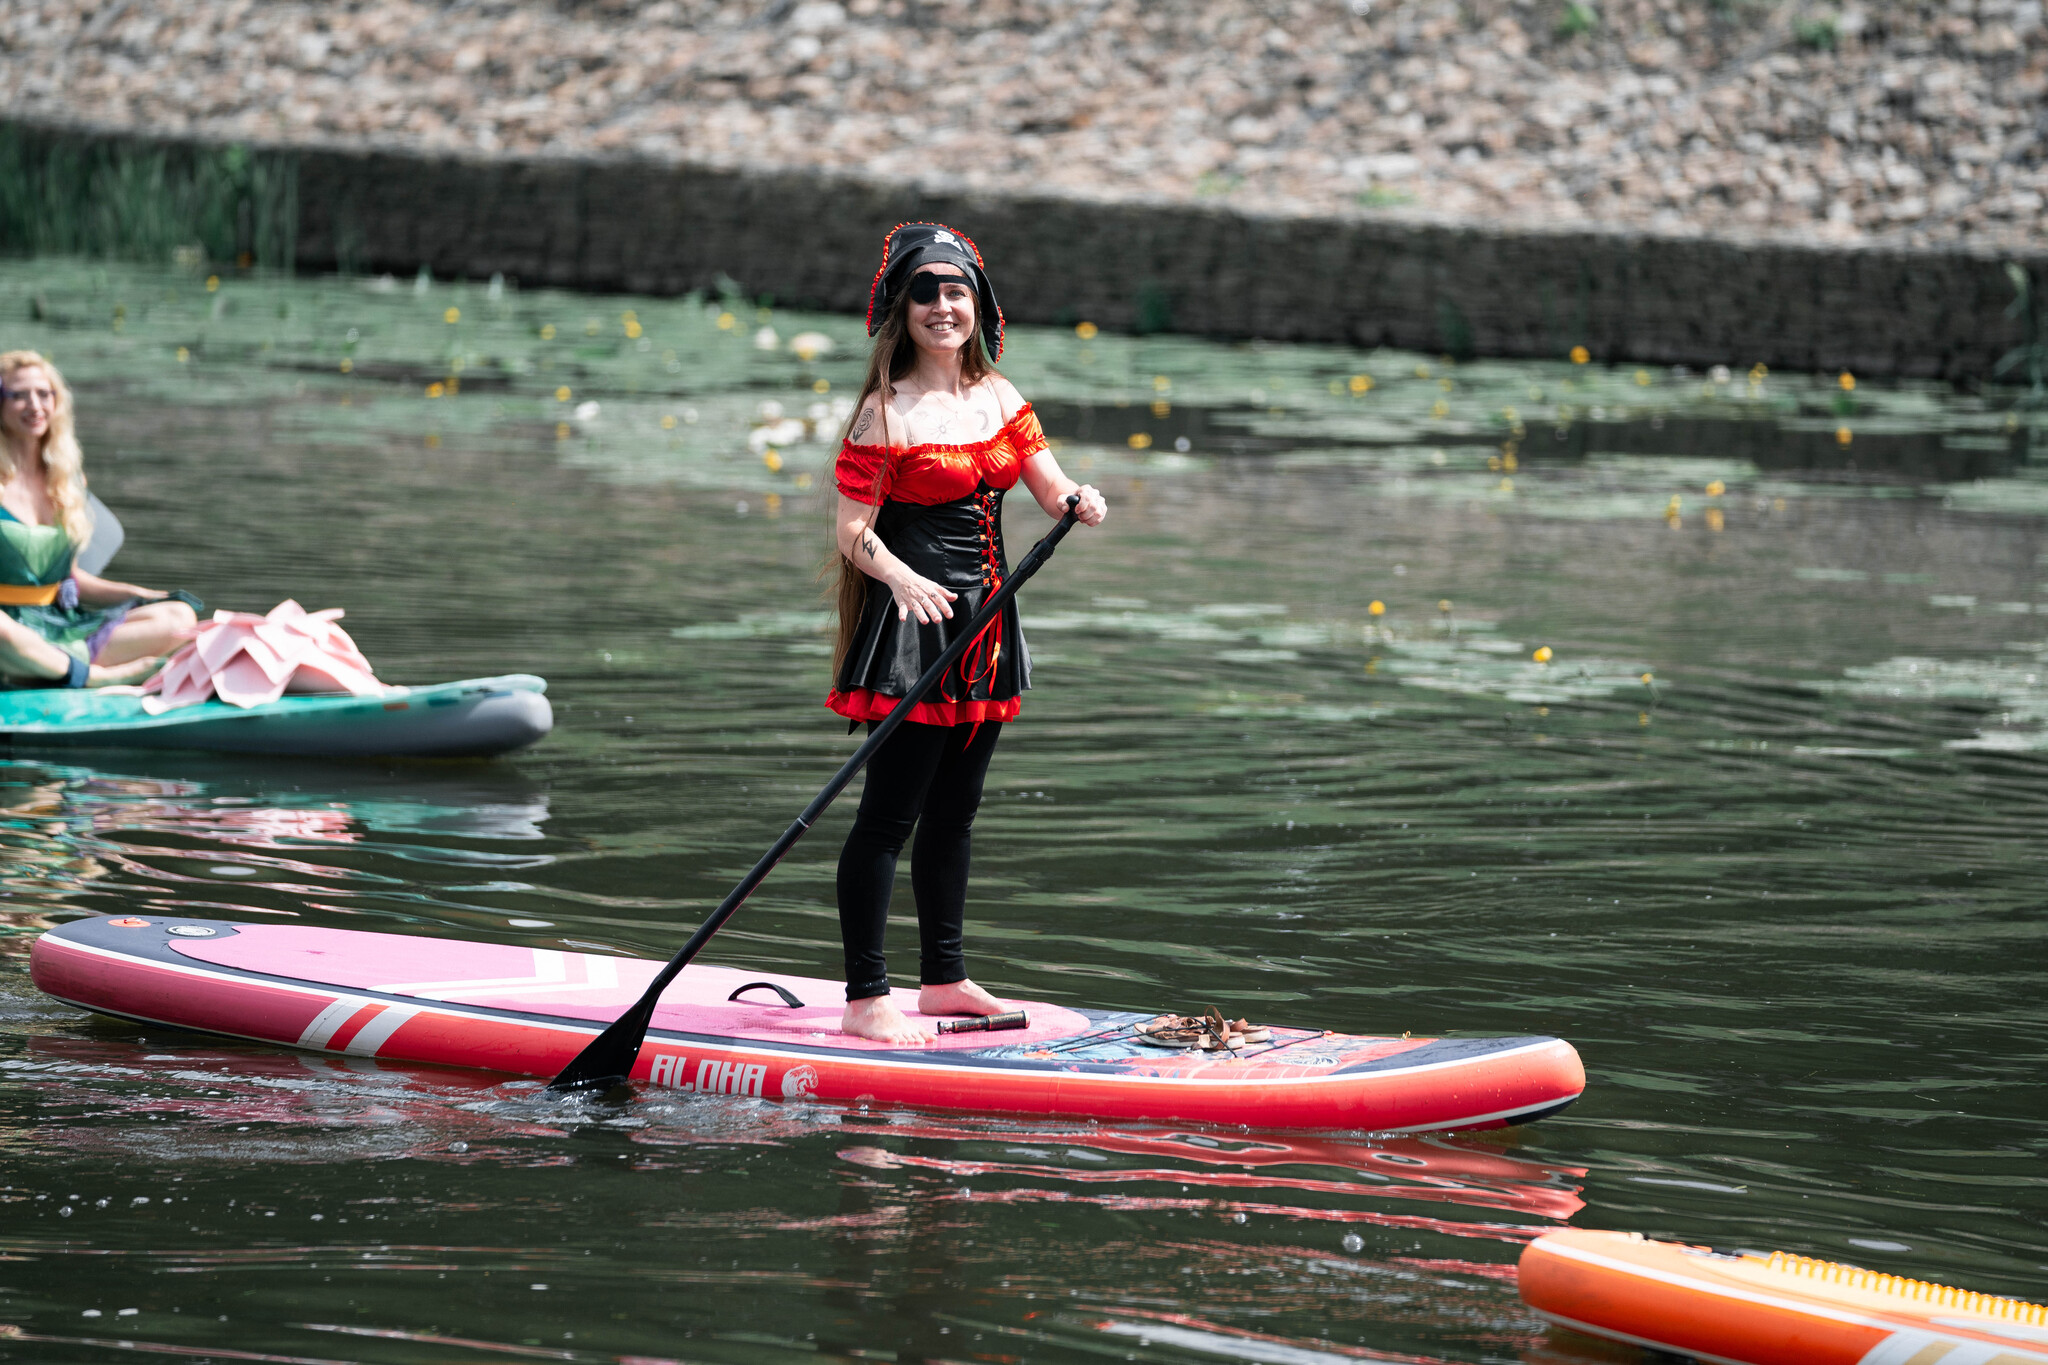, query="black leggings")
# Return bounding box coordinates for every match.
[836,719,1004,1002]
